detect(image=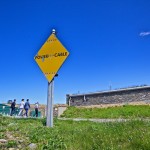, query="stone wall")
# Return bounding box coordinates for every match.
[44,104,68,117]
[66,86,150,106]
